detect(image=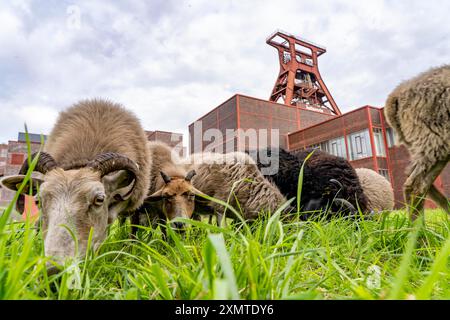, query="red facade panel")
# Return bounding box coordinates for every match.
[189,96,237,154]
[10,153,25,165]
[298,108,335,130]
[350,157,377,170]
